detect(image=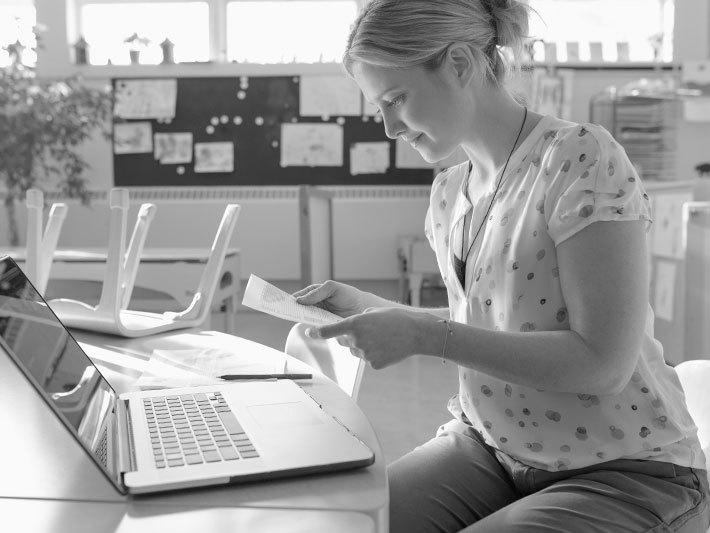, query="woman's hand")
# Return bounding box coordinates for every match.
[293,280,375,318]
[308,307,438,370]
